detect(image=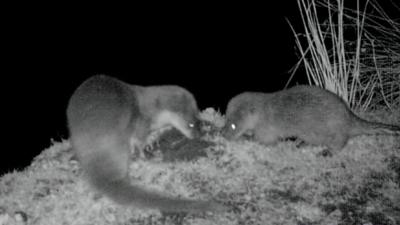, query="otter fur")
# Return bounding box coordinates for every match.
[67,75,224,213]
[223,85,400,152]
